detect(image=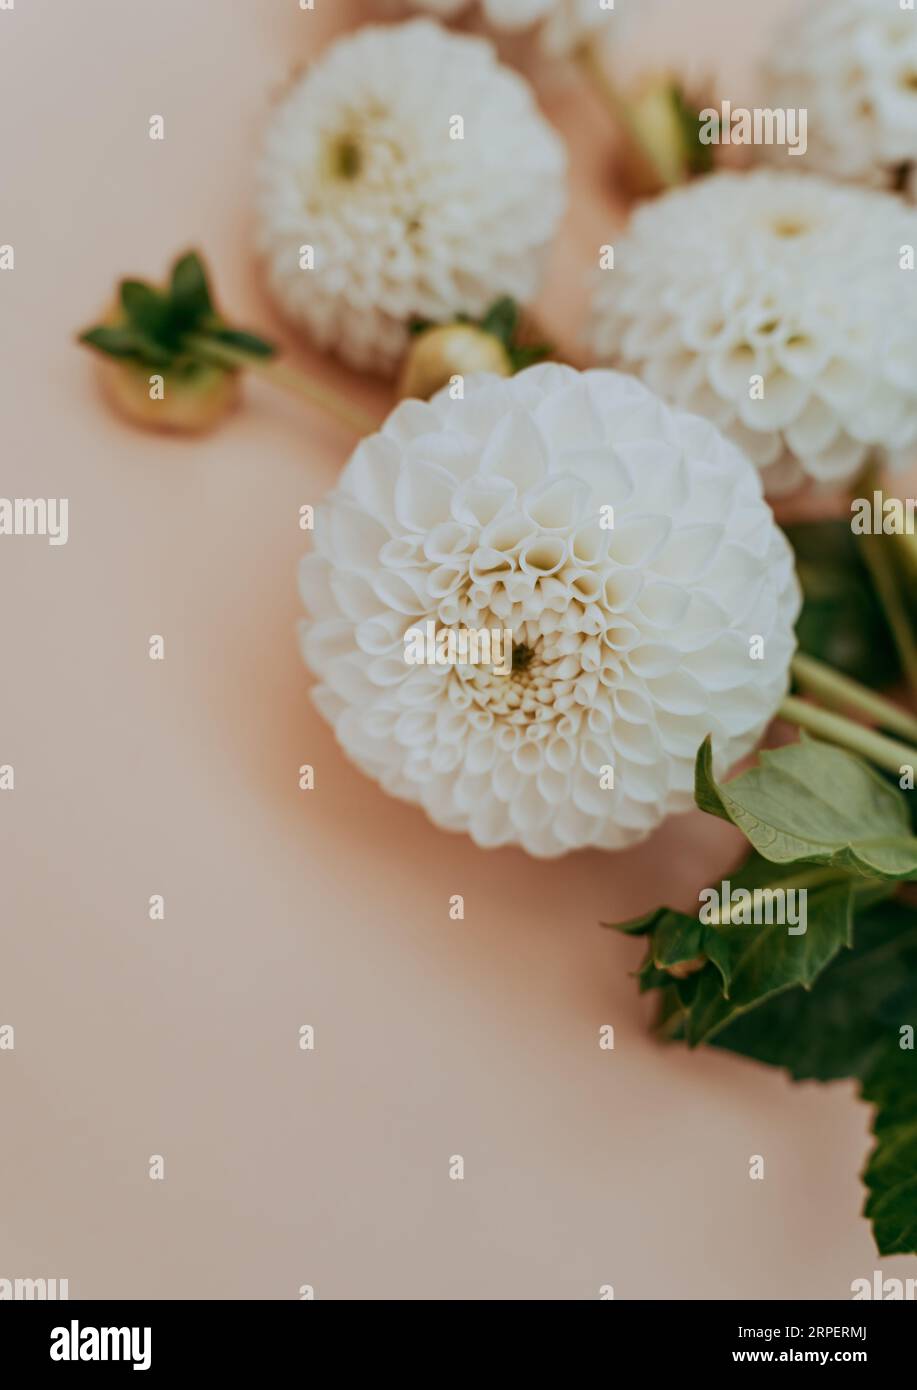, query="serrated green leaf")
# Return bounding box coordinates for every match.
[638,959,681,995]
[695,736,917,879]
[652,909,708,967]
[708,897,917,1254]
[711,900,917,1080]
[616,848,899,1042]
[683,878,855,1046]
[862,1041,917,1255]
[602,906,670,936]
[608,836,917,1252]
[606,850,864,1045]
[655,983,689,1038]
[169,251,213,326]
